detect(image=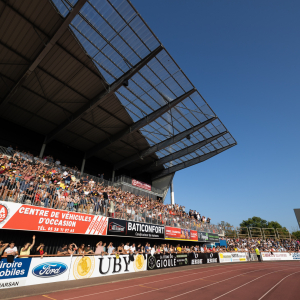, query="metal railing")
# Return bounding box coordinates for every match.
[221,226,292,241]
